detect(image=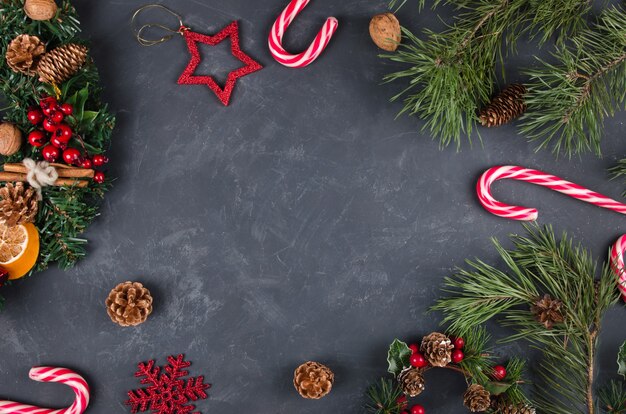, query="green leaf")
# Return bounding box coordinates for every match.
[618,341,626,379]
[81,110,99,123]
[387,339,411,376]
[484,381,513,396]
